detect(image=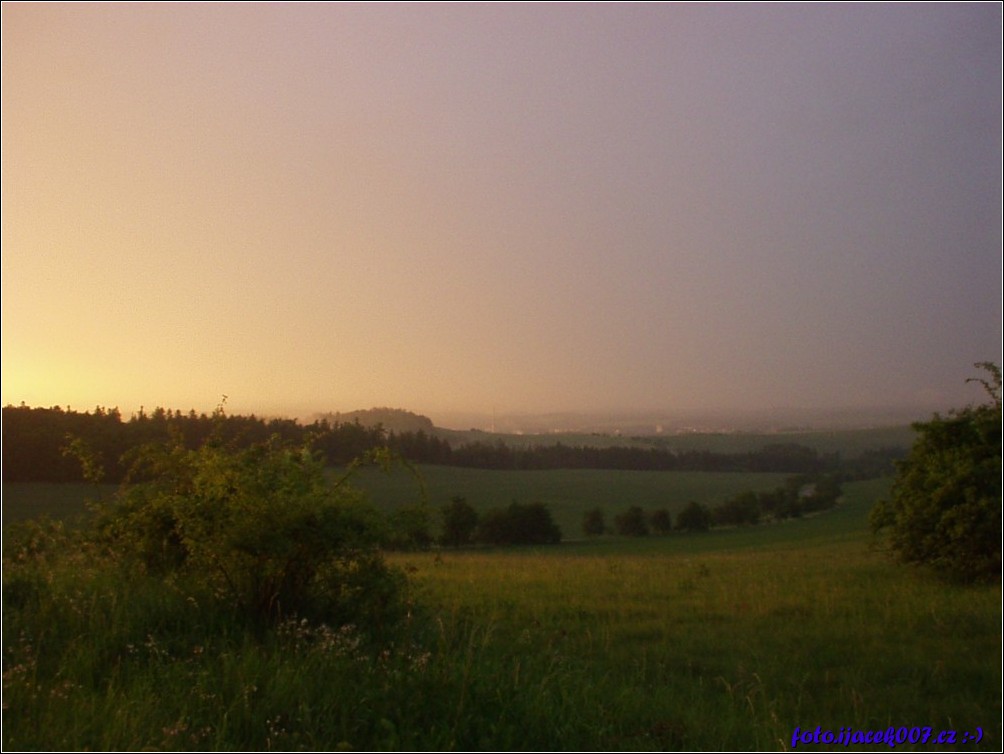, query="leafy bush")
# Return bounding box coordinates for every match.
[2,517,73,611]
[712,491,761,527]
[649,508,673,534]
[475,502,562,545]
[440,496,479,547]
[676,501,711,532]
[387,504,433,550]
[614,506,649,536]
[754,487,791,520]
[582,507,606,536]
[93,436,407,628]
[870,363,1002,583]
